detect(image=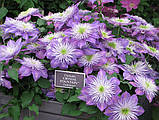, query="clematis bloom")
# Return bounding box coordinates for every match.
[120,0,140,12]
[18,57,48,81]
[78,70,121,111]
